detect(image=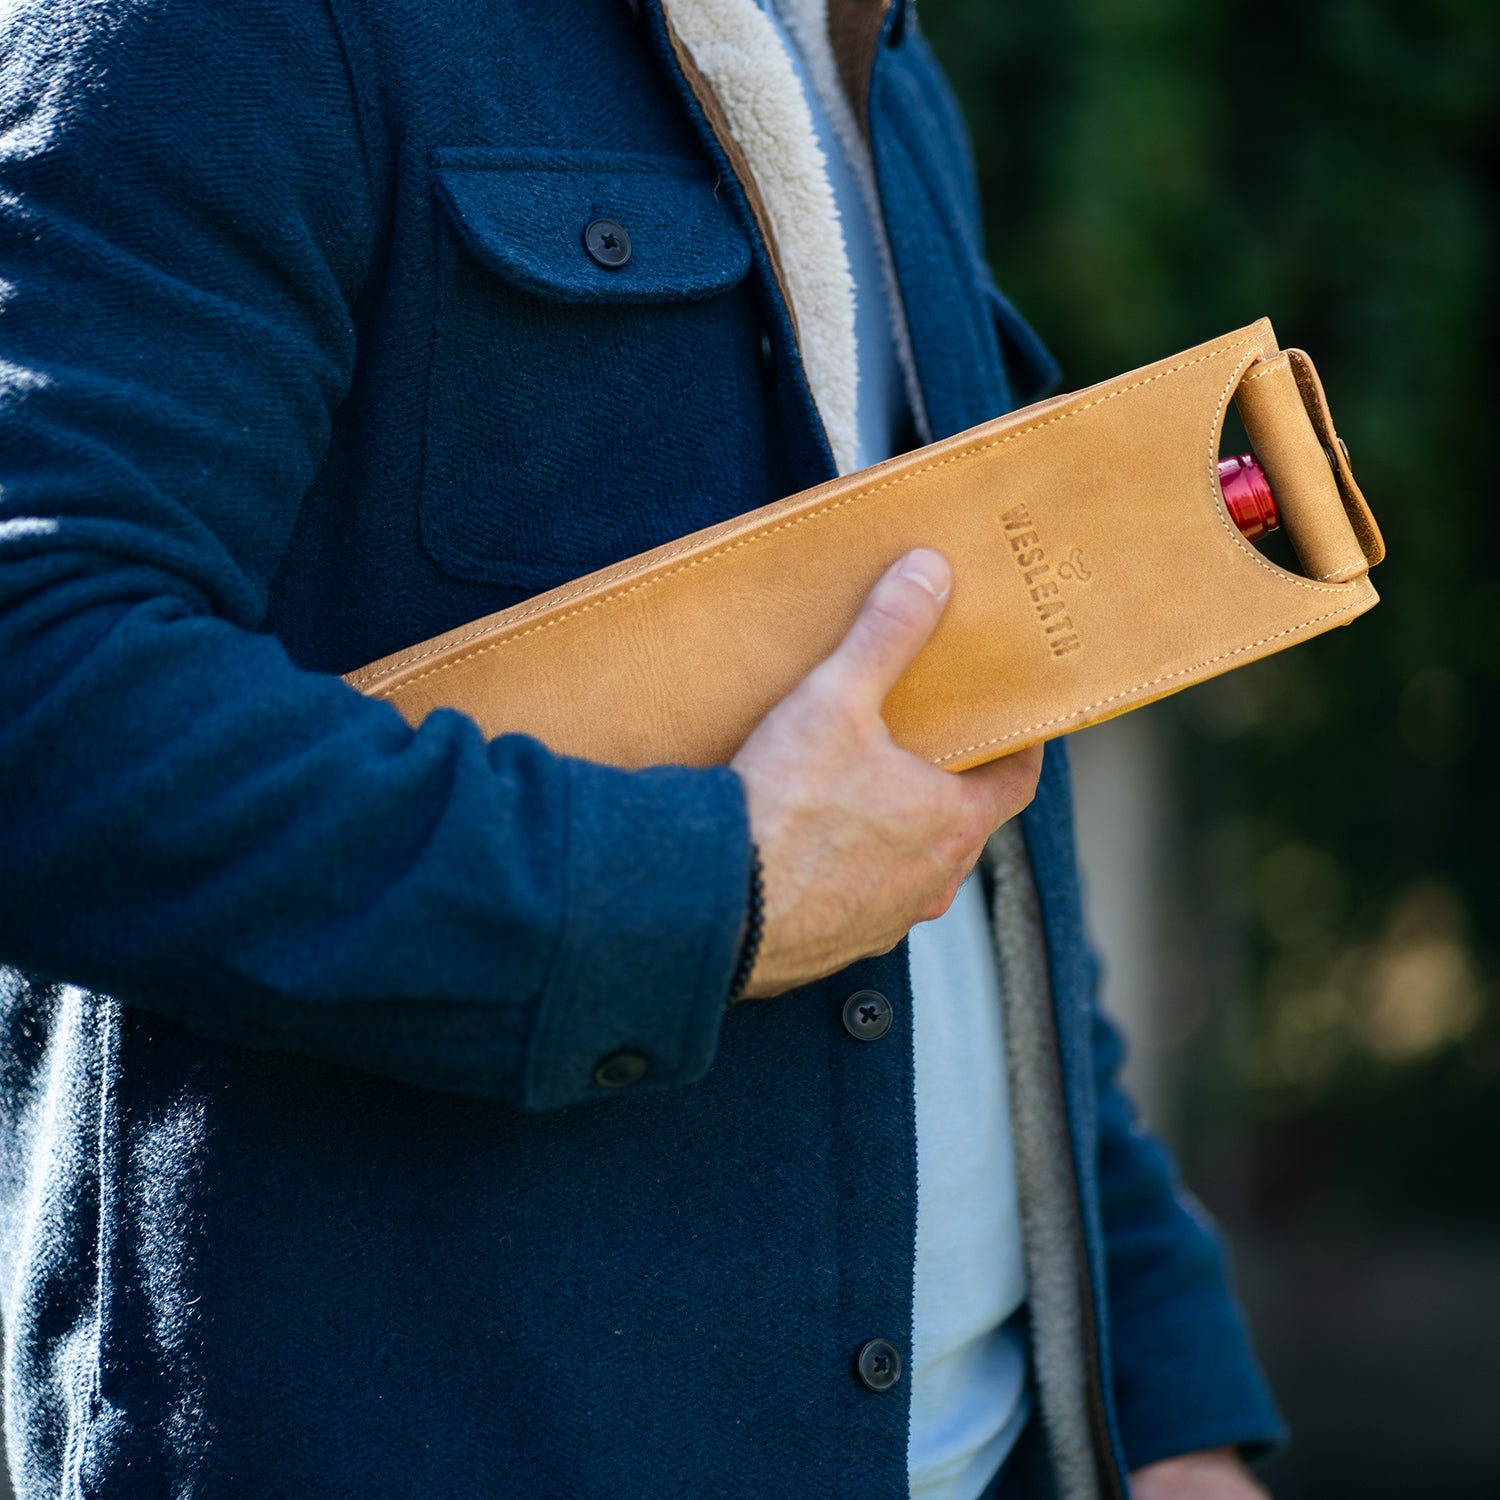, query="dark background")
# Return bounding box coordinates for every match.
[920,0,1500,1494]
